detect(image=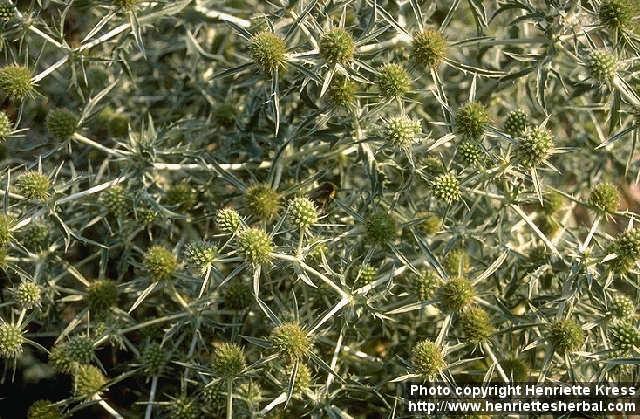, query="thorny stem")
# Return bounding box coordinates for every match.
[94,395,124,419]
[144,375,158,419]
[226,379,233,419]
[482,341,510,383]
